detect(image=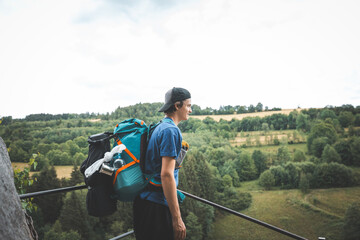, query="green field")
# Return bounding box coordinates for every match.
[211,181,360,240]
[231,129,307,147]
[242,143,308,154]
